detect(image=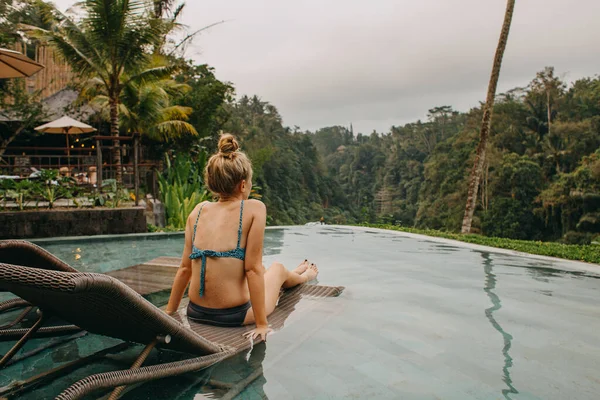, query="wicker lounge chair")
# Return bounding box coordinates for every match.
[0,240,77,273]
[0,262,344,399]
[0,240,78,332]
